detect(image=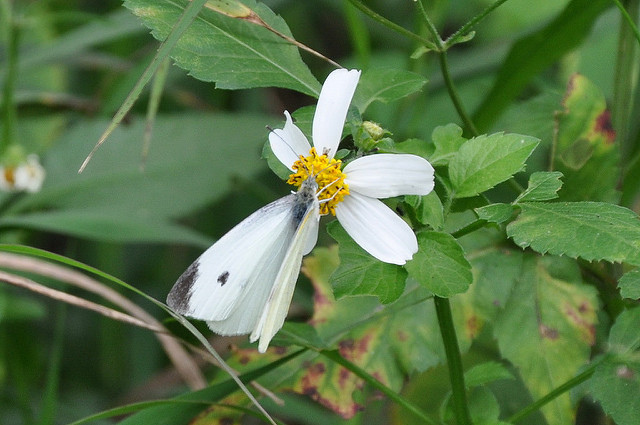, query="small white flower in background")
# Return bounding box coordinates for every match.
[0,154,46,193]
[270,69,435,265]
